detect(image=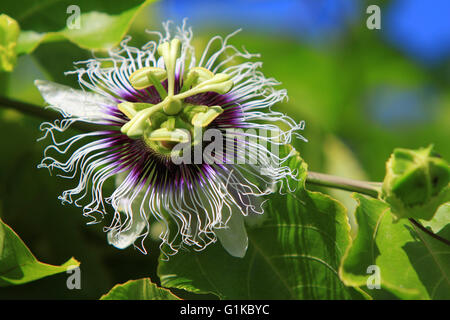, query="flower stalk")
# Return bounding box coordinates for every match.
[306,171,382,198]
